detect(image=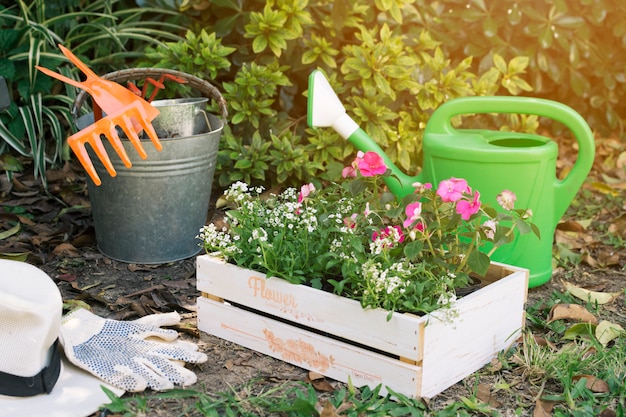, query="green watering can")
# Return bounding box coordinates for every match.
[307,70,595,288]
